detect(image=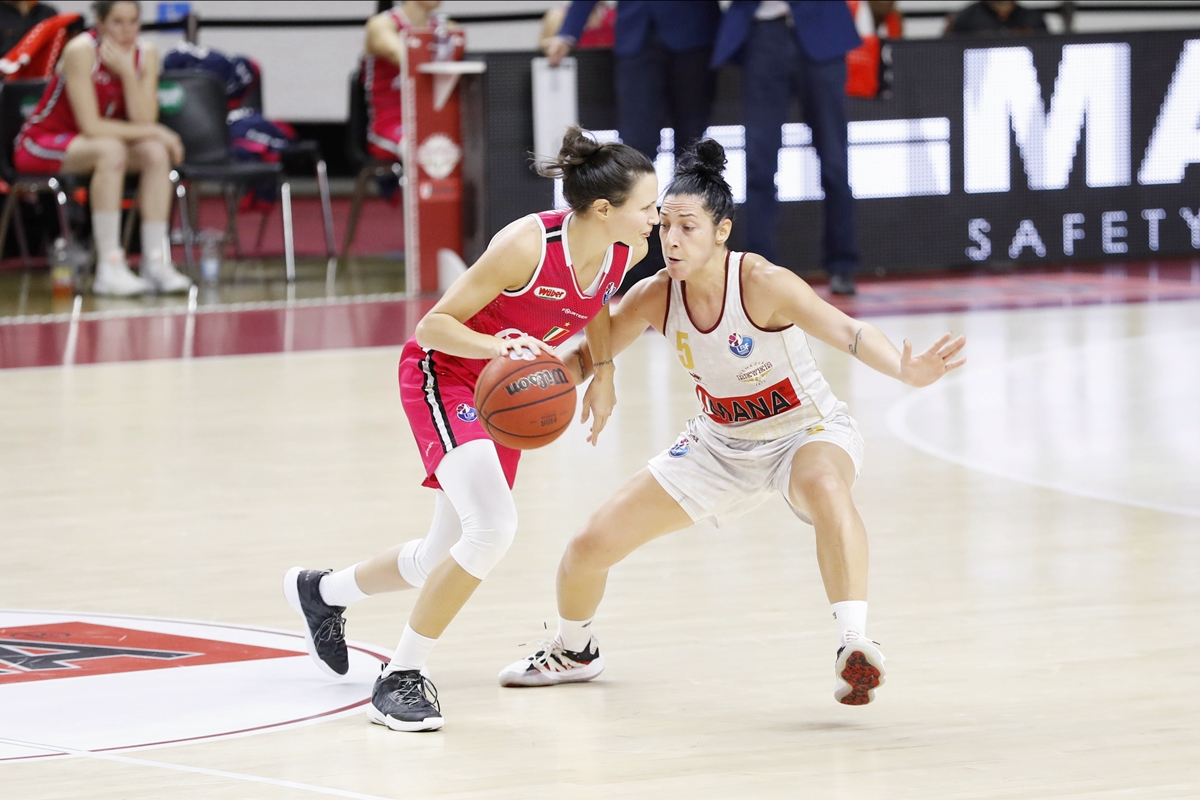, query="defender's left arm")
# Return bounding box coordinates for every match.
[580,304,616,445]
[745,256,966,387]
